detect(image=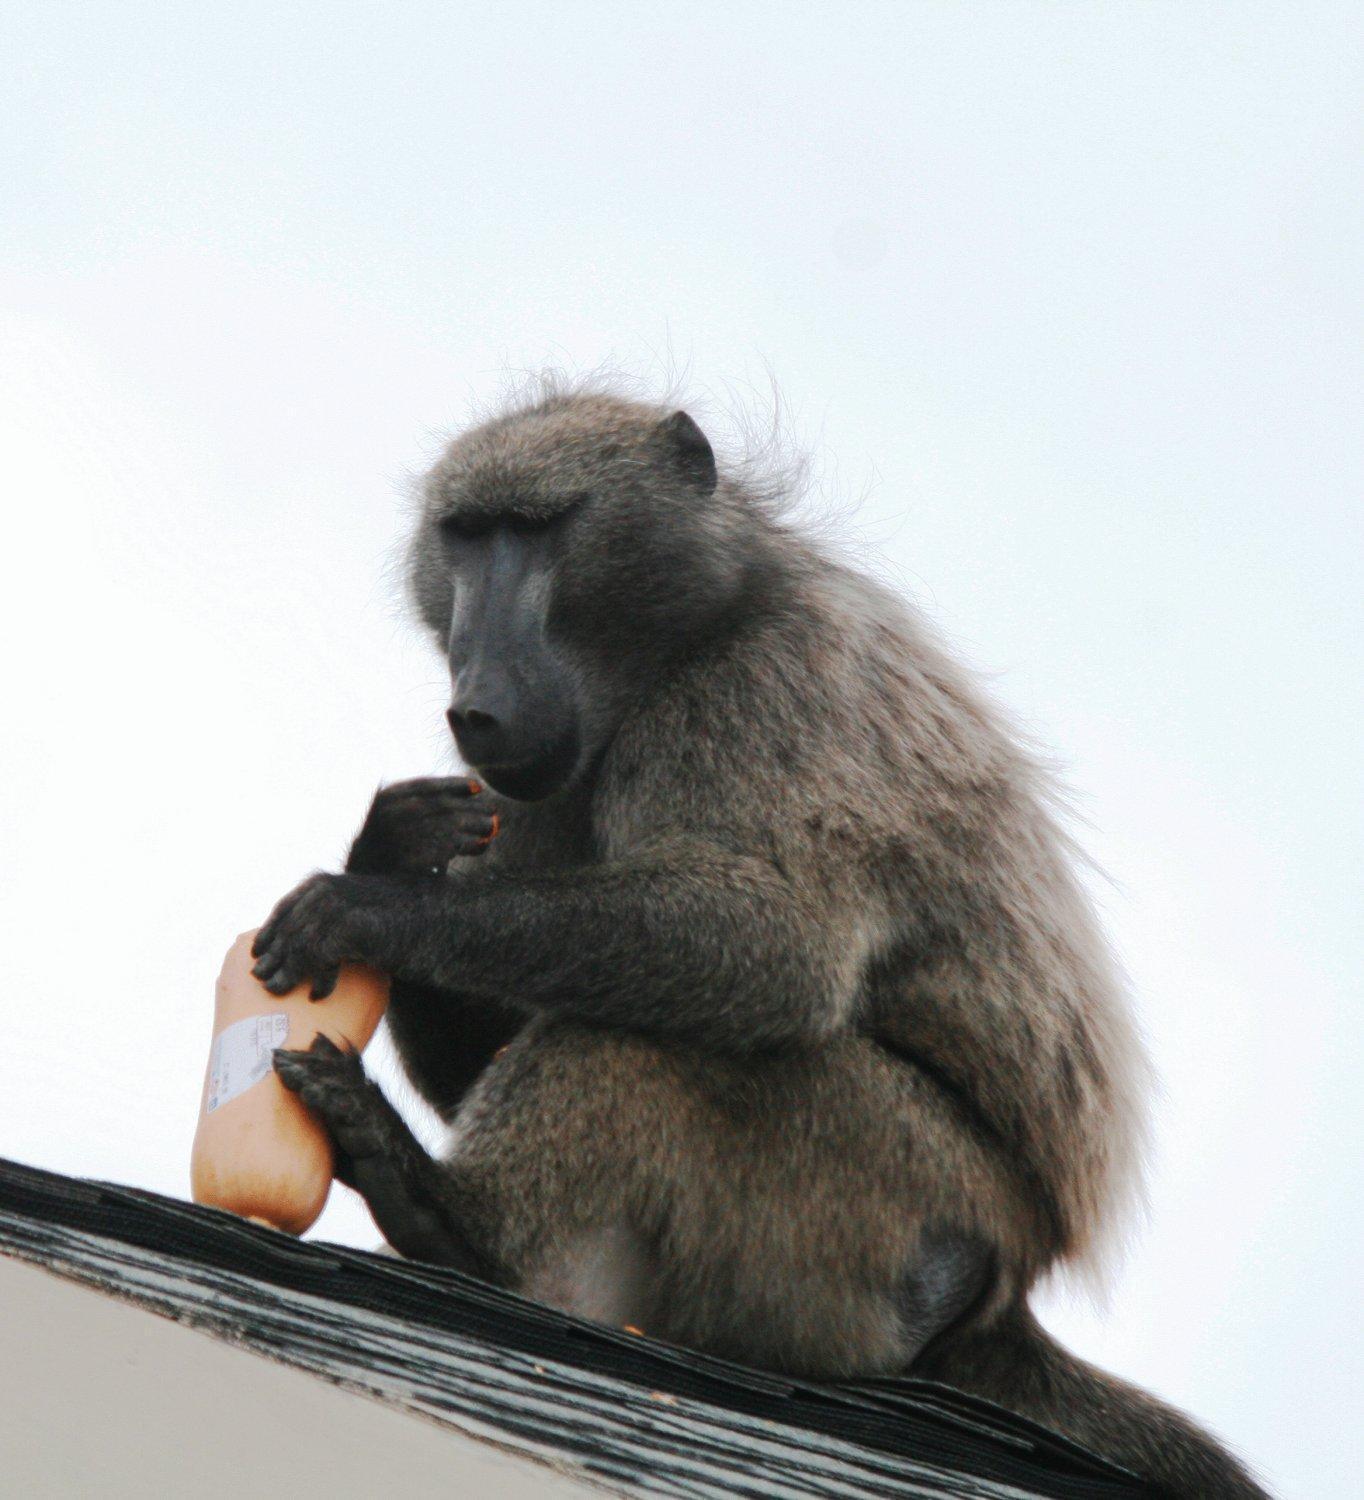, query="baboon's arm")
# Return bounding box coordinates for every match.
[252,838,867,1054]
